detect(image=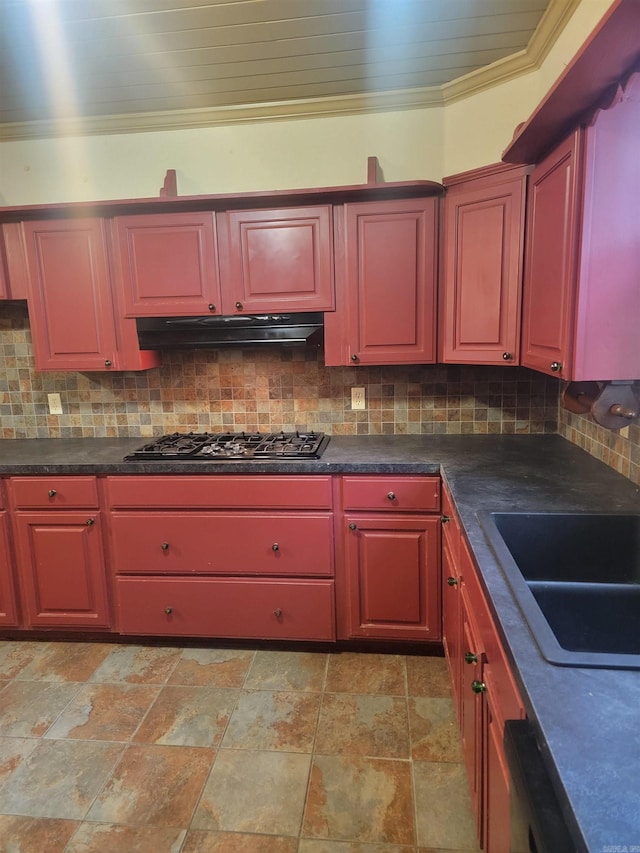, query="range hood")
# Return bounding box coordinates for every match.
[136,312,323,349]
